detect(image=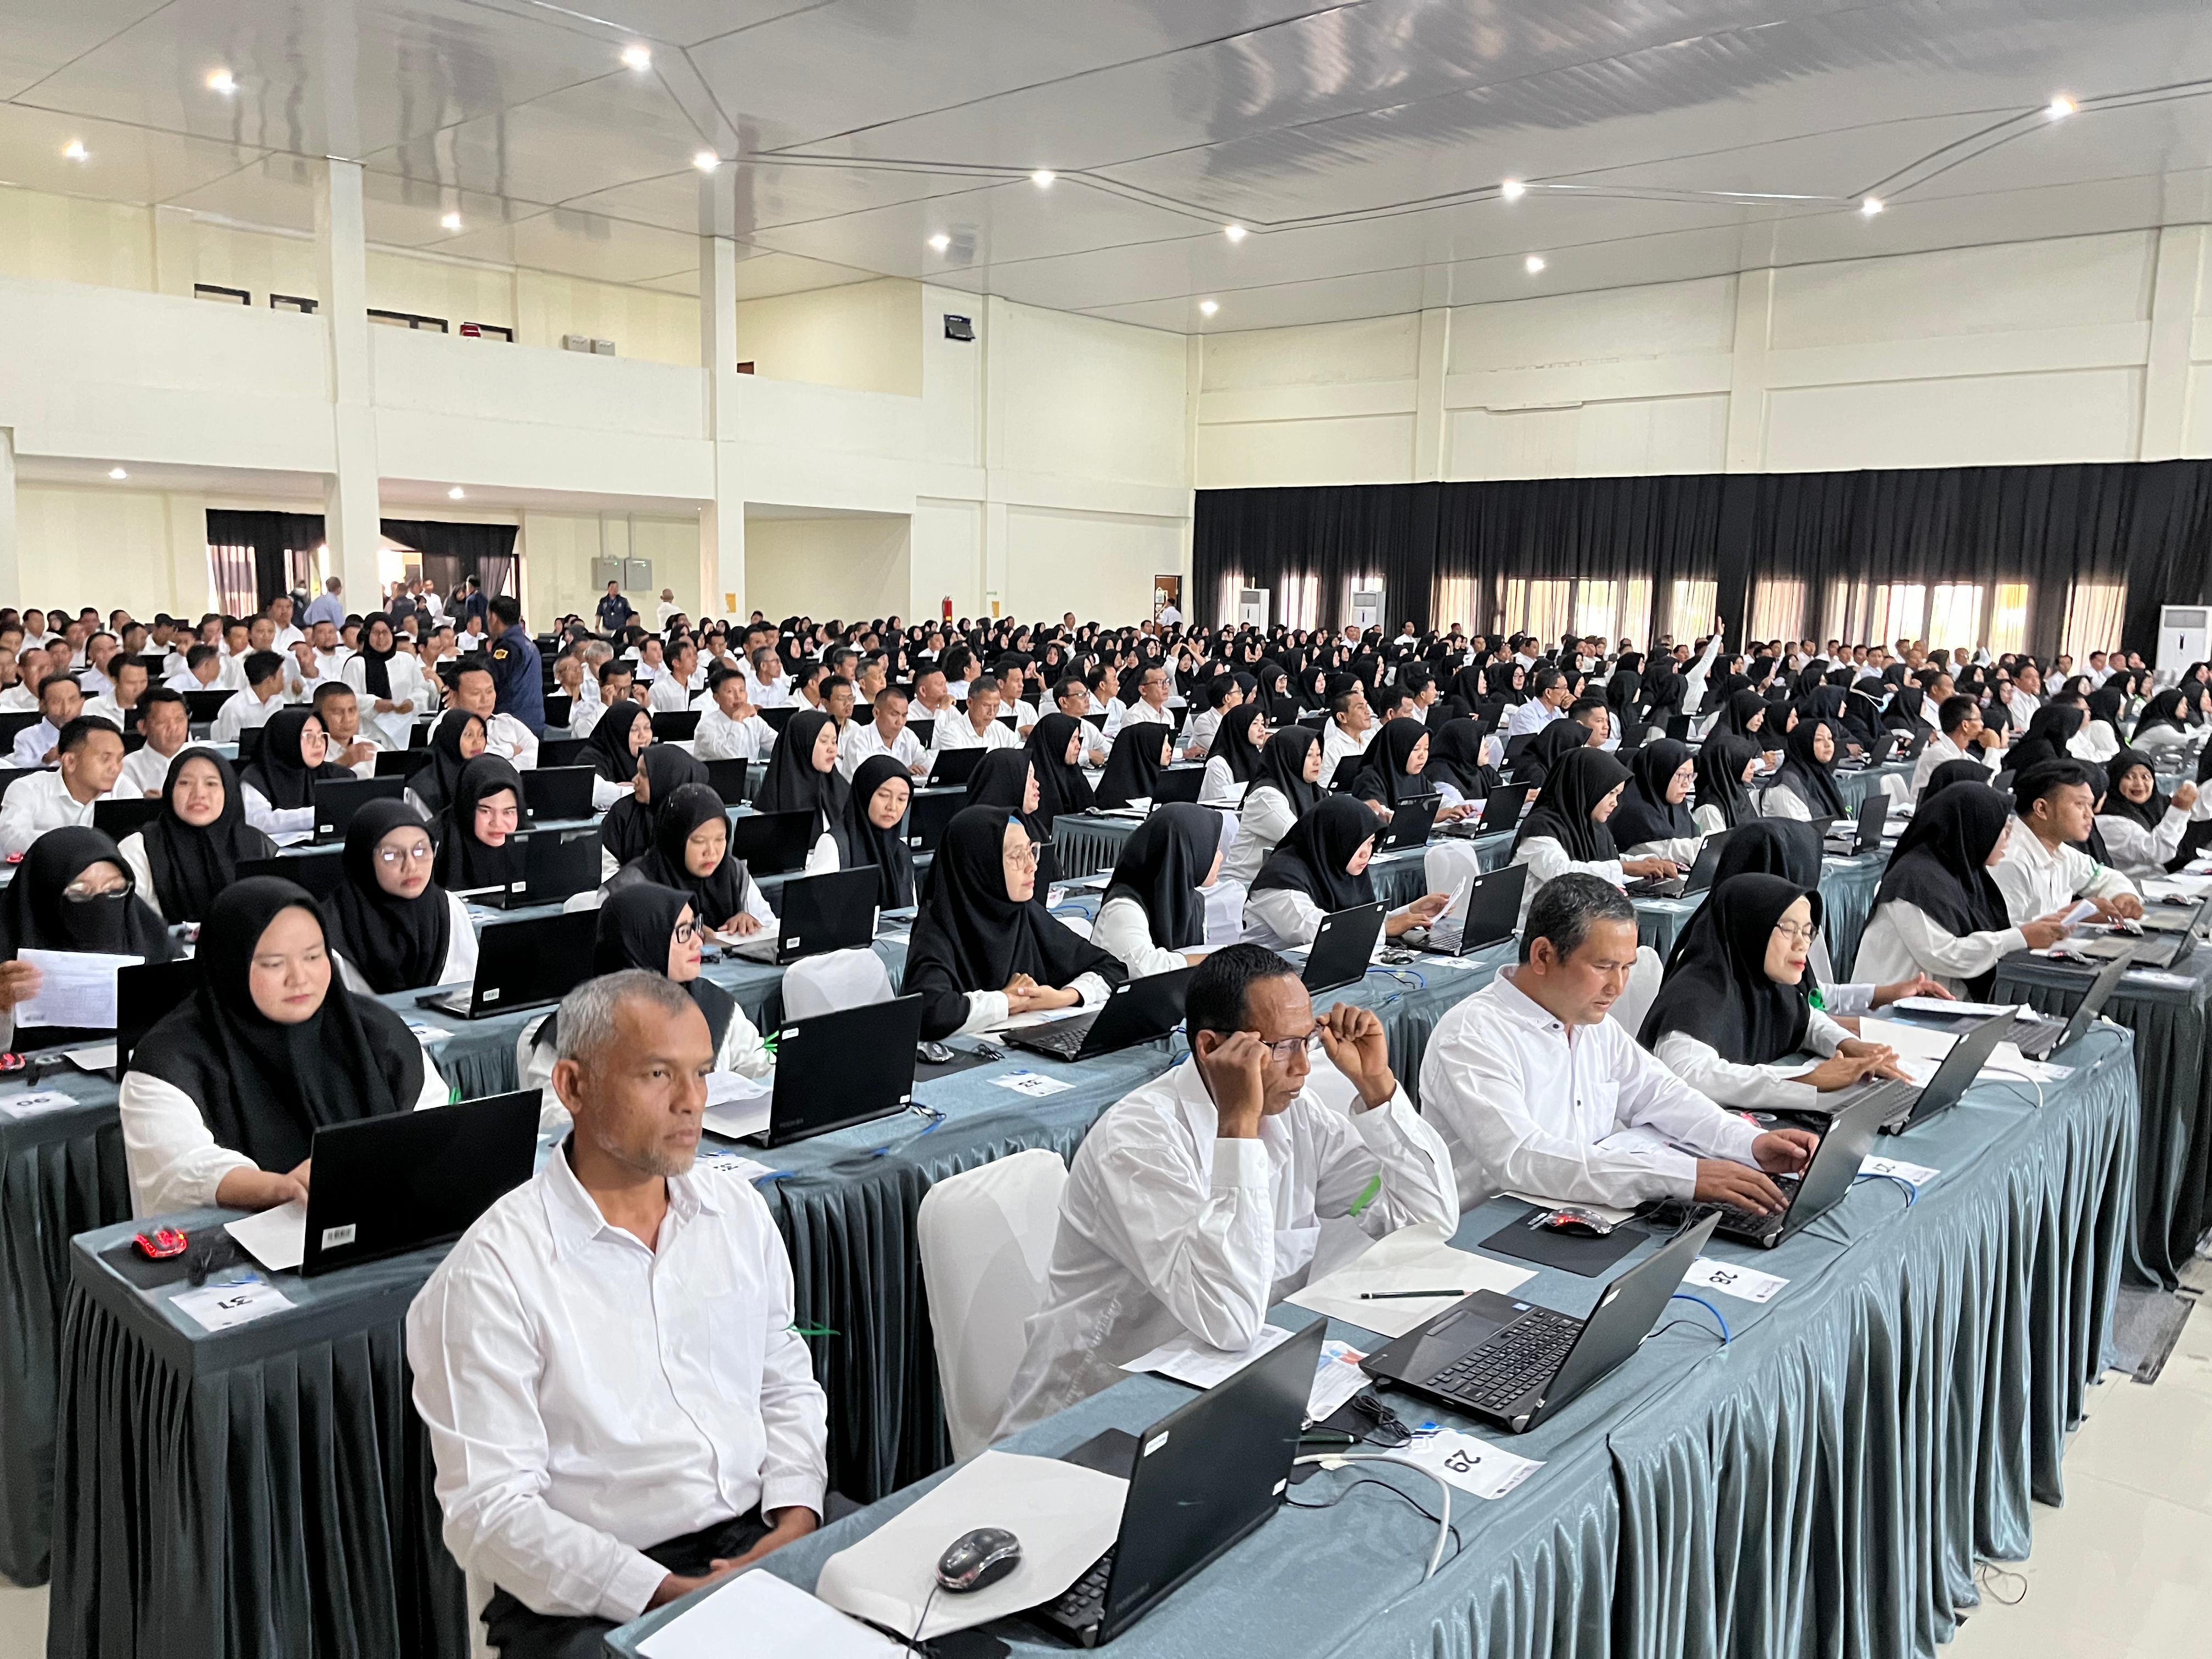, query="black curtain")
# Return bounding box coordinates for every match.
[1194,460,2212,658]
[204,510,325,608]
[379,521,521,601]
